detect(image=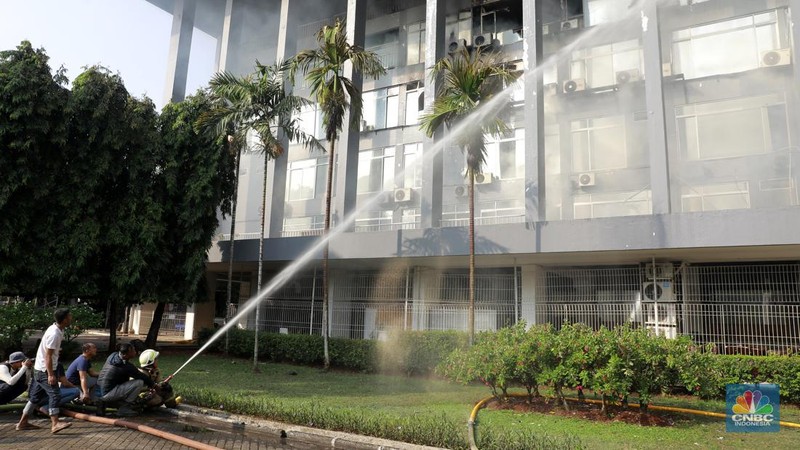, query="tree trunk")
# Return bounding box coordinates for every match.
[322,138,336,370]
[468,173,476,346]
[108,298,117,352]
[225,145,242,355]
[254,153,269,373]
[144,302,166,348]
